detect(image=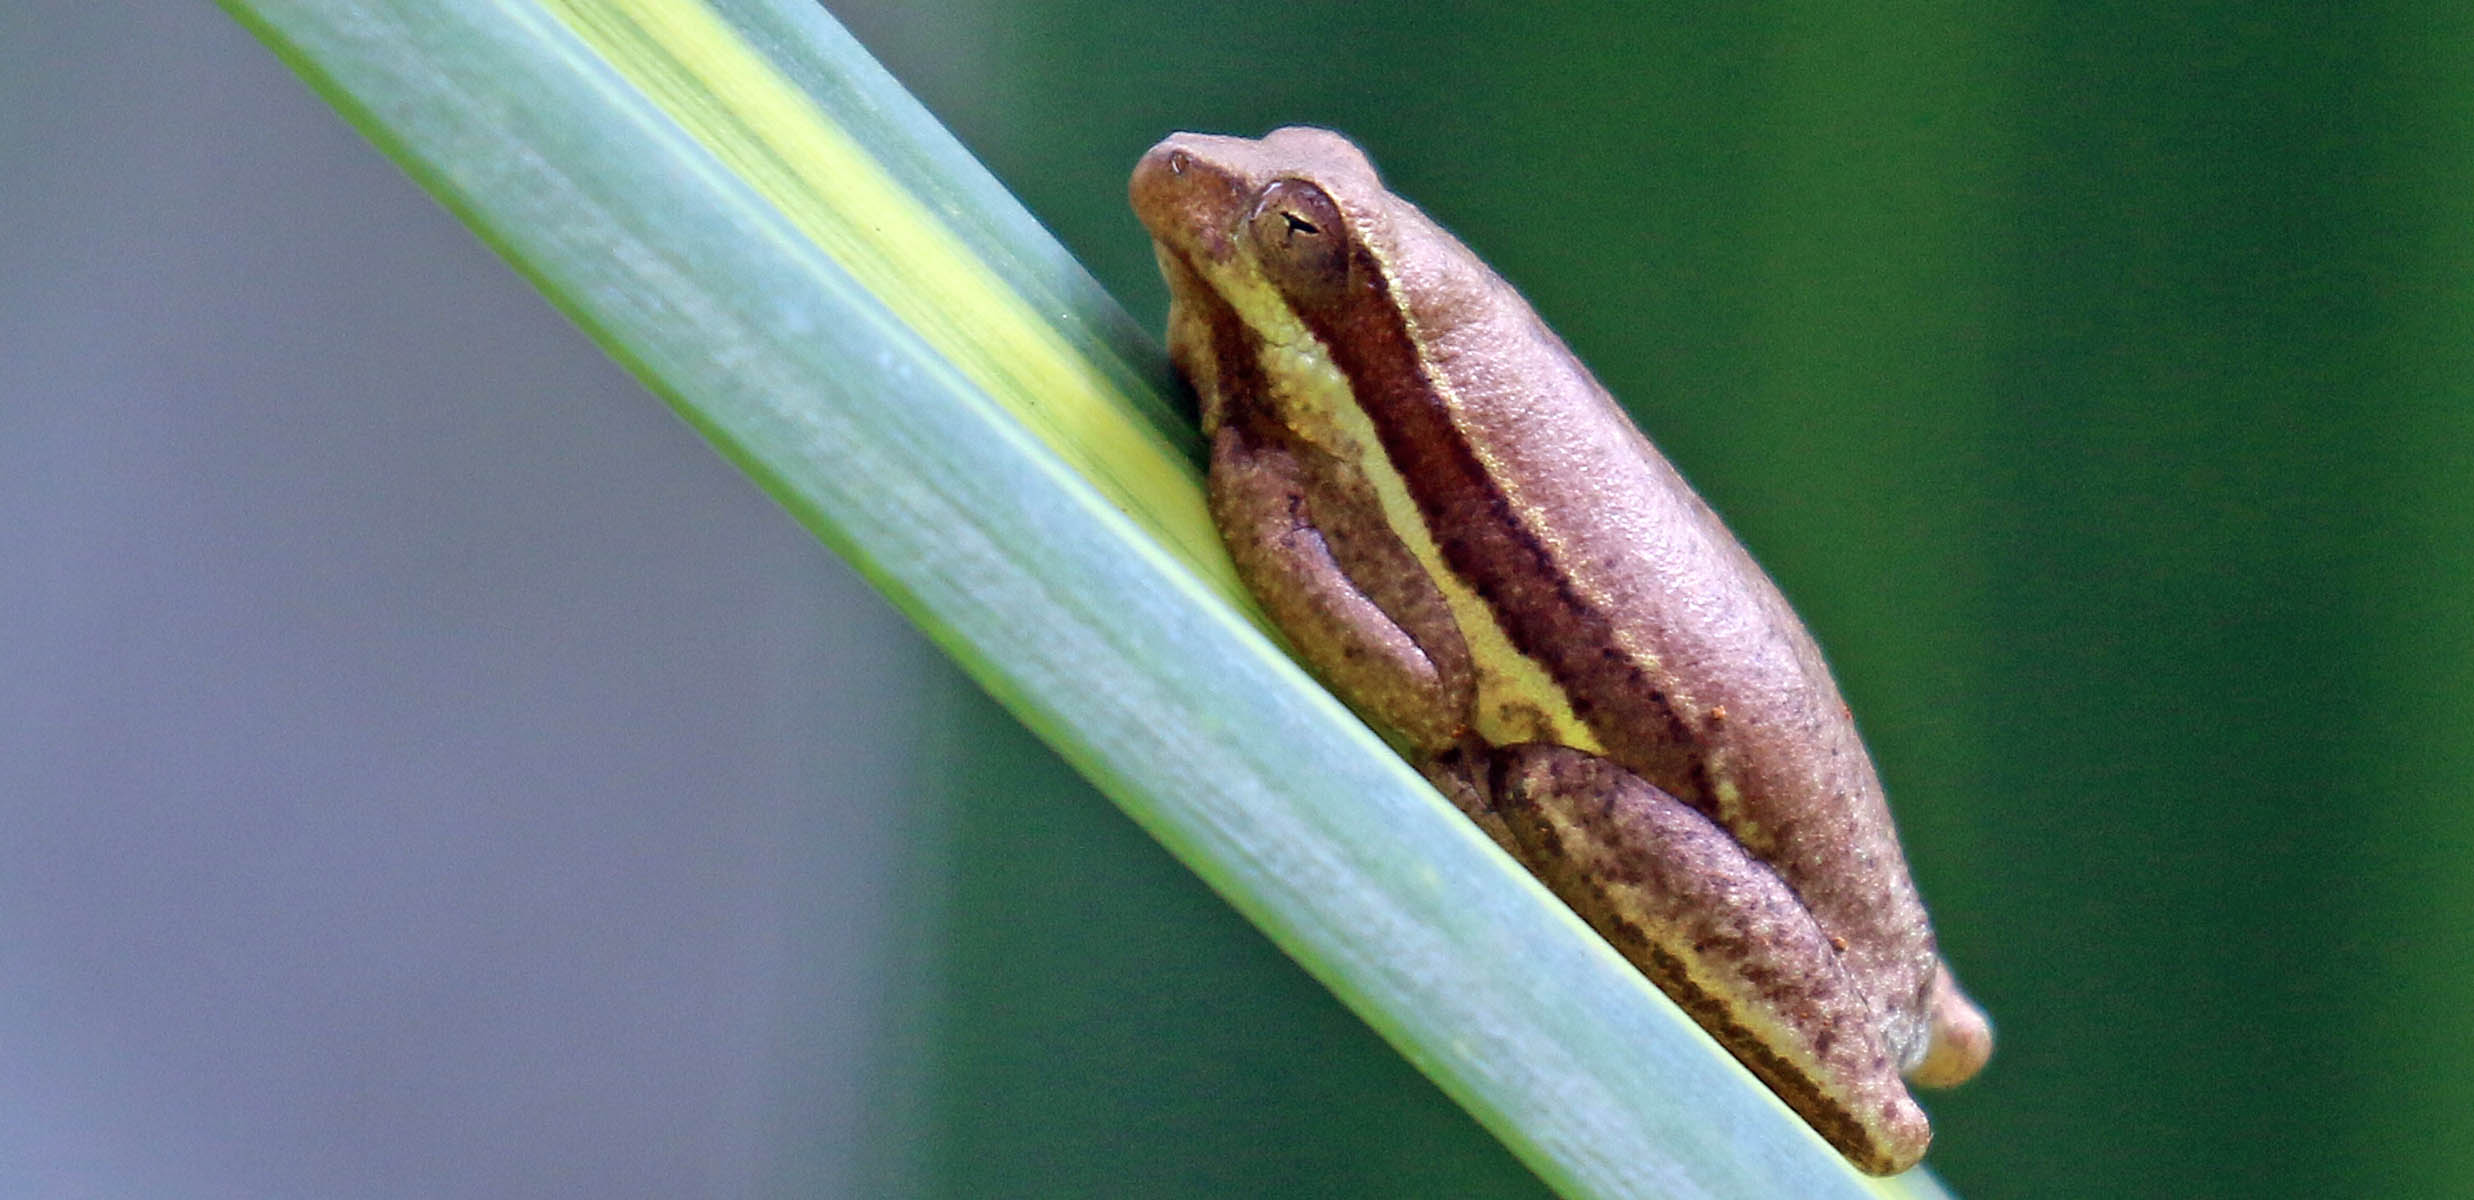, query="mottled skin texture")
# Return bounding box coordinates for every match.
[1130,127,1989,1174]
